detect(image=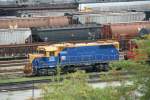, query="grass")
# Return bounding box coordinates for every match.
[0,76,51,84]
[0,70,132,84]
